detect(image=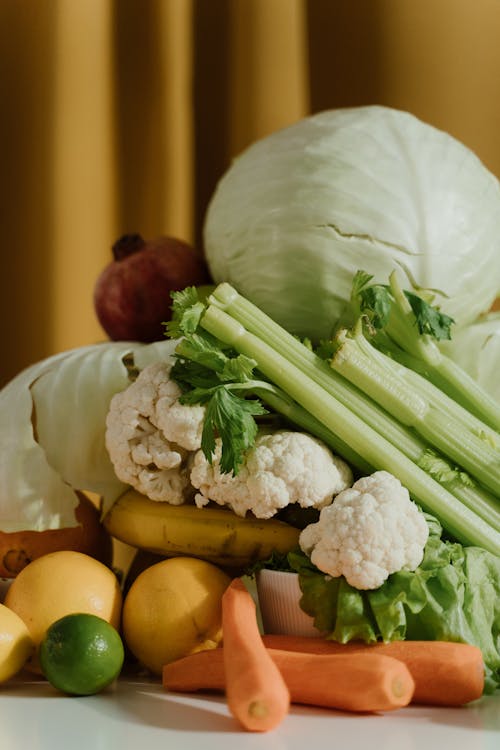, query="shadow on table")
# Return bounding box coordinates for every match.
[407,696,500,733]
[94,681,237,733]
